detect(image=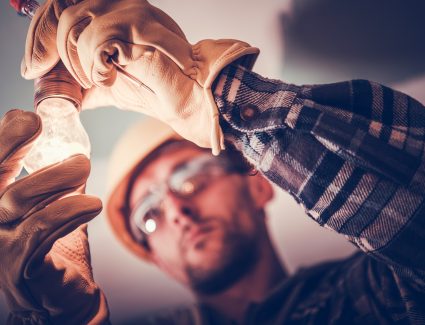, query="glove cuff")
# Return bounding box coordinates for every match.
[189,39,260,154]
[191,39,259,88]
